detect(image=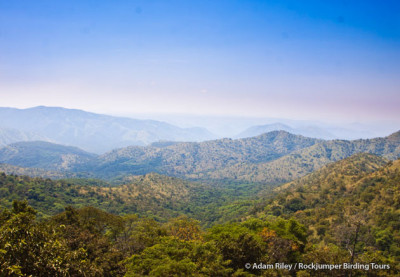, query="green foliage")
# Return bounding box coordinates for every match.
[124,237,232,276]
[0,151,400,275]
[0,200,90,276]
[52,206,126,276]
[0,171,265,226]
[259,154,400,273]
